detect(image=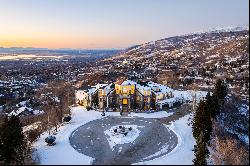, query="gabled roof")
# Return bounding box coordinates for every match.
[115,78,127,85]
[103,83,114,95]
[121,80,137,86]
[136,83,151,95]
[147,81,173,95]
[88,83,108,95]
